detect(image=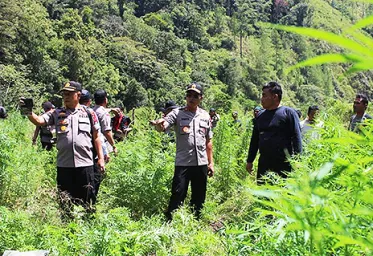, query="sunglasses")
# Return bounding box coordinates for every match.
[186,93,200,99]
